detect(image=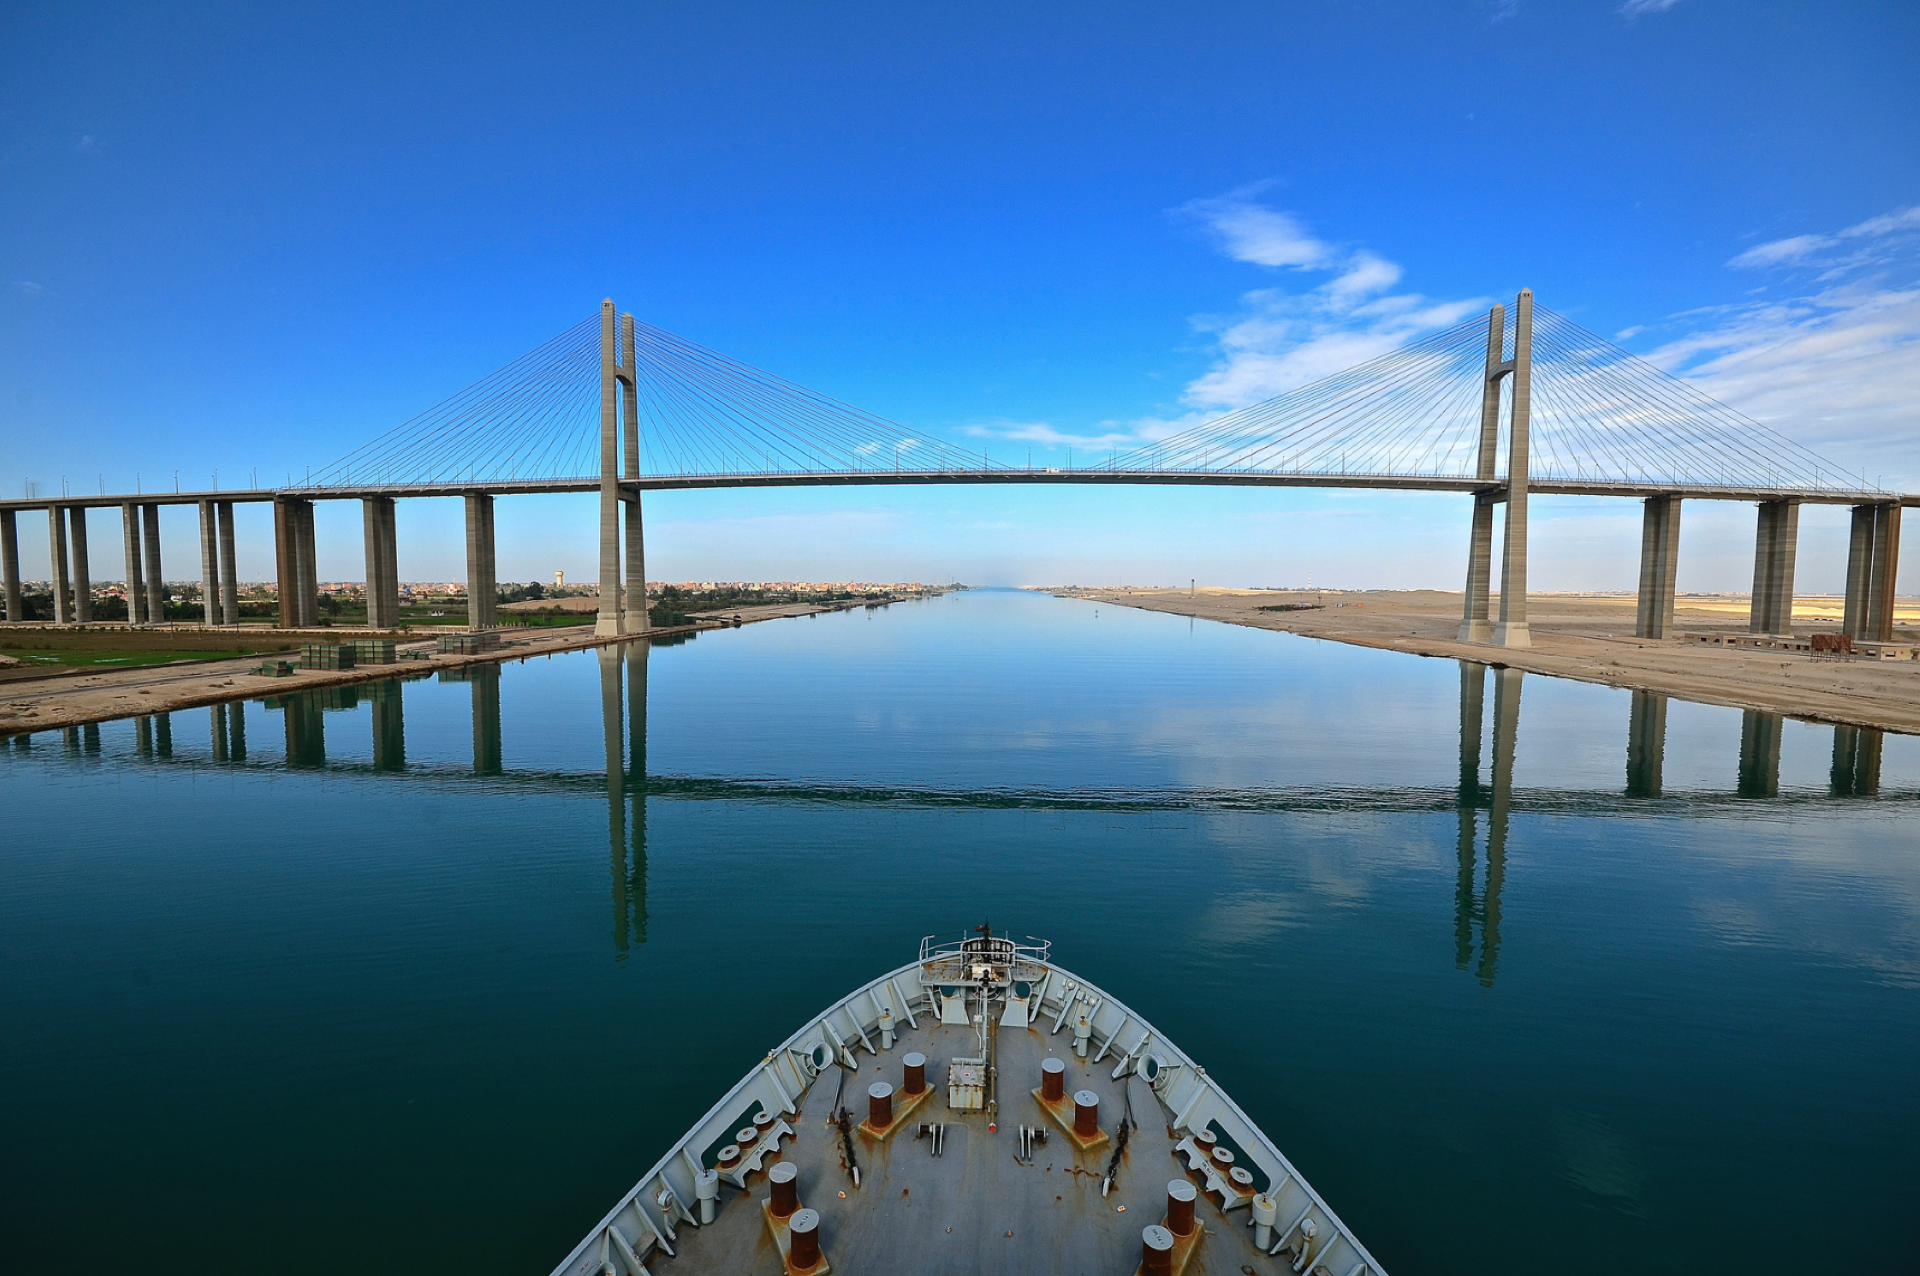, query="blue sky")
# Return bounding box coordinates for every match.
[3,0,1916,591]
